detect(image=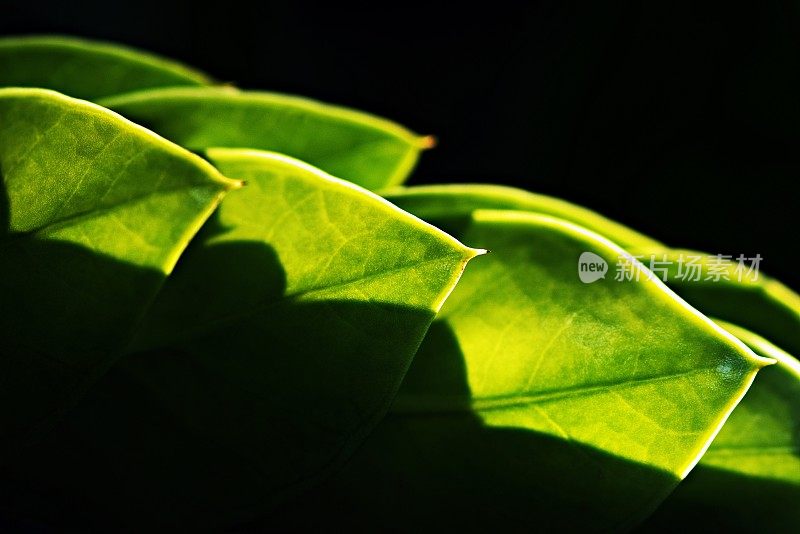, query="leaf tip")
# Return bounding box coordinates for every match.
[468,247,489,259]
[418,134,437,149]
[753,354,777,369]
[226,179,246,190]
